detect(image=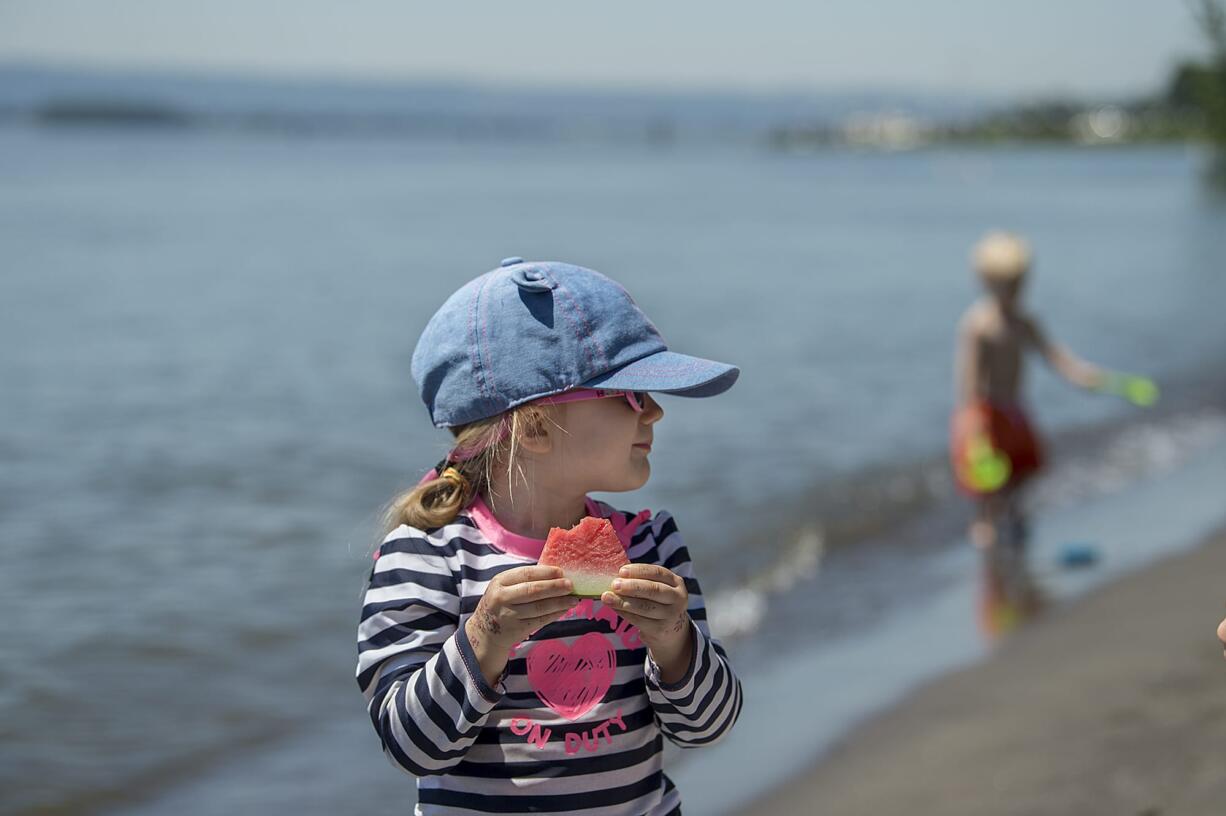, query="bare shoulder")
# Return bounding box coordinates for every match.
[958,301,991,338]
